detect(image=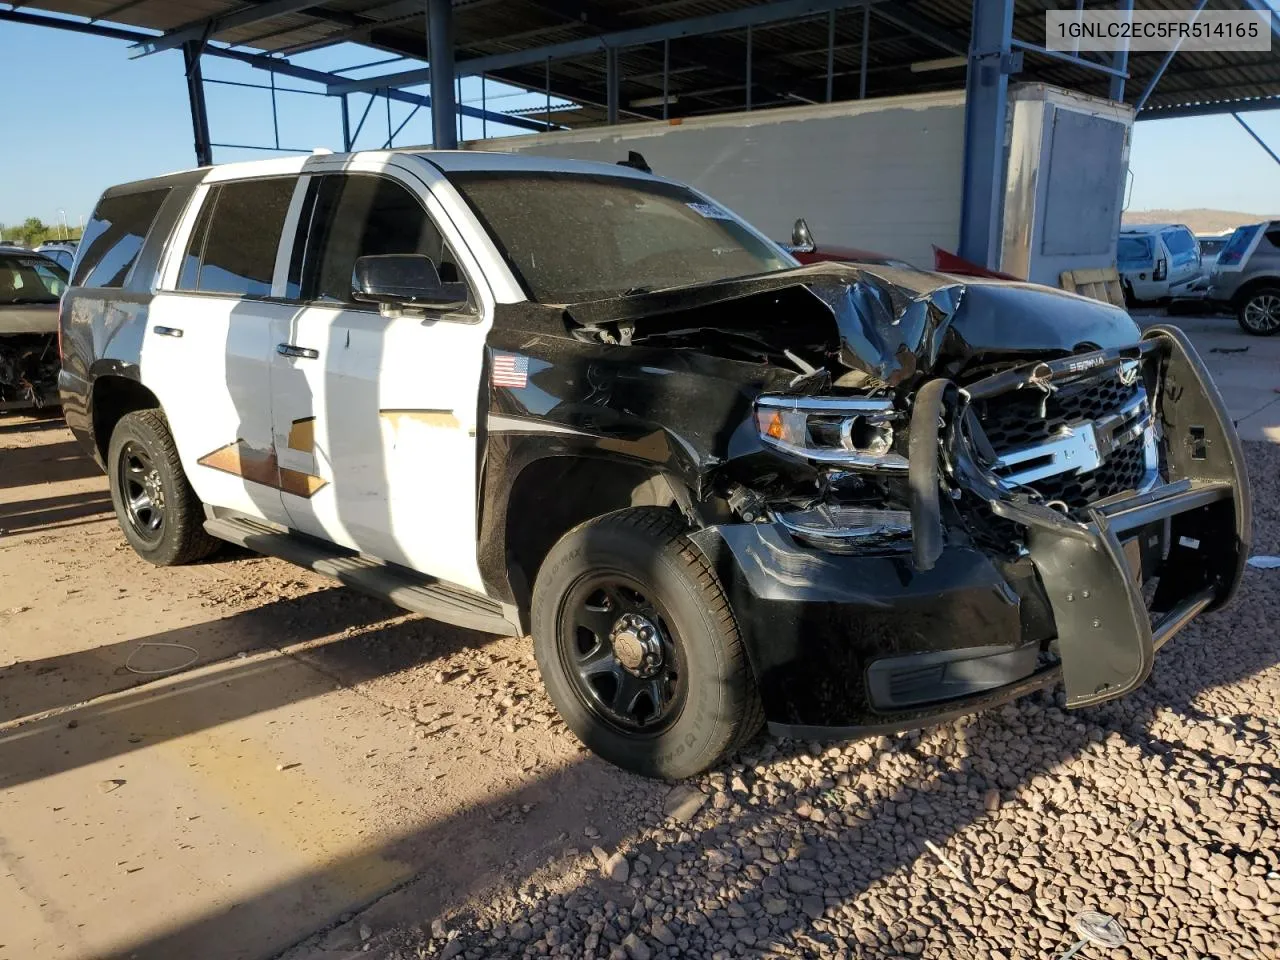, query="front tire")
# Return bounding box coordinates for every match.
[532,508,763,779]
[1237,286,1280,336]
[107,409,219,566]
